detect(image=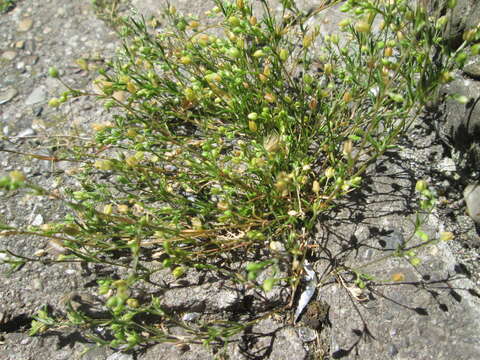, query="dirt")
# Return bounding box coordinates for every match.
[1,1,479,359]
